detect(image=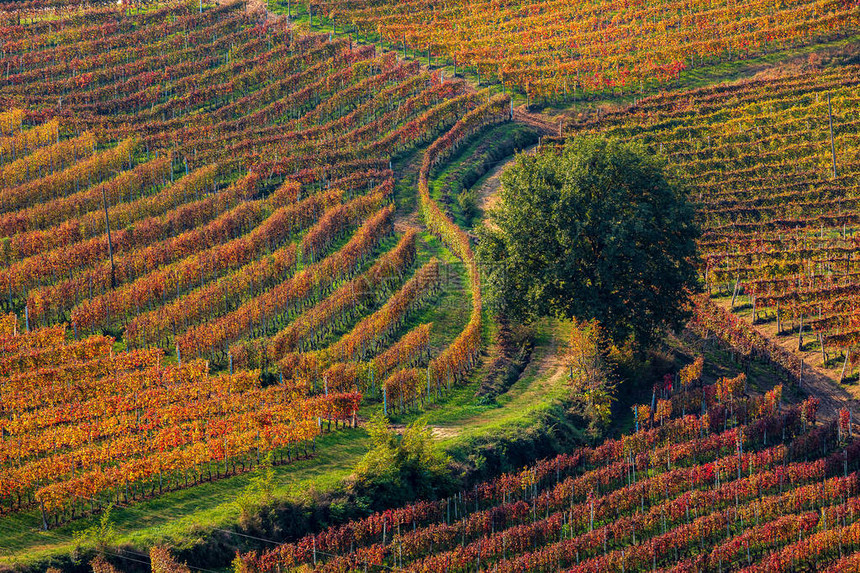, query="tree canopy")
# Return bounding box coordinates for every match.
[478,136,700,348]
